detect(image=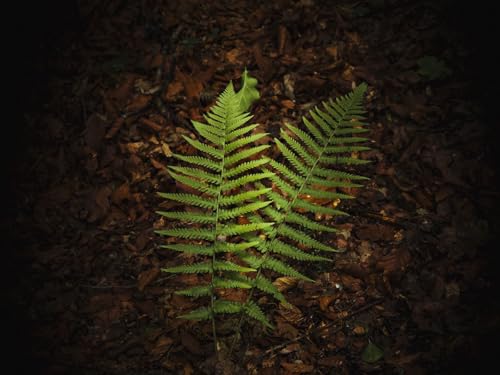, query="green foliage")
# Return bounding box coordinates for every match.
[156,74,273,333]
[156,71,371,357]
